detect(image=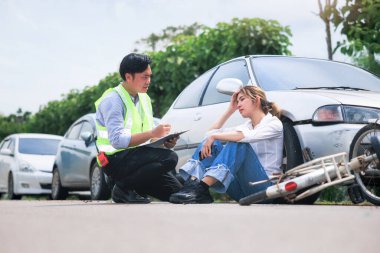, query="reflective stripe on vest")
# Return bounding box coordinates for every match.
[95,84,153,155]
